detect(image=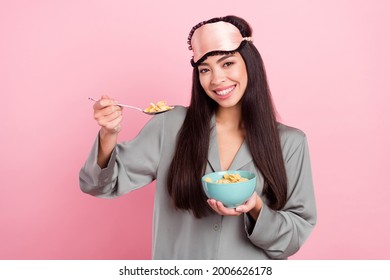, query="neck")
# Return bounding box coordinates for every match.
[216,105,243,129]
